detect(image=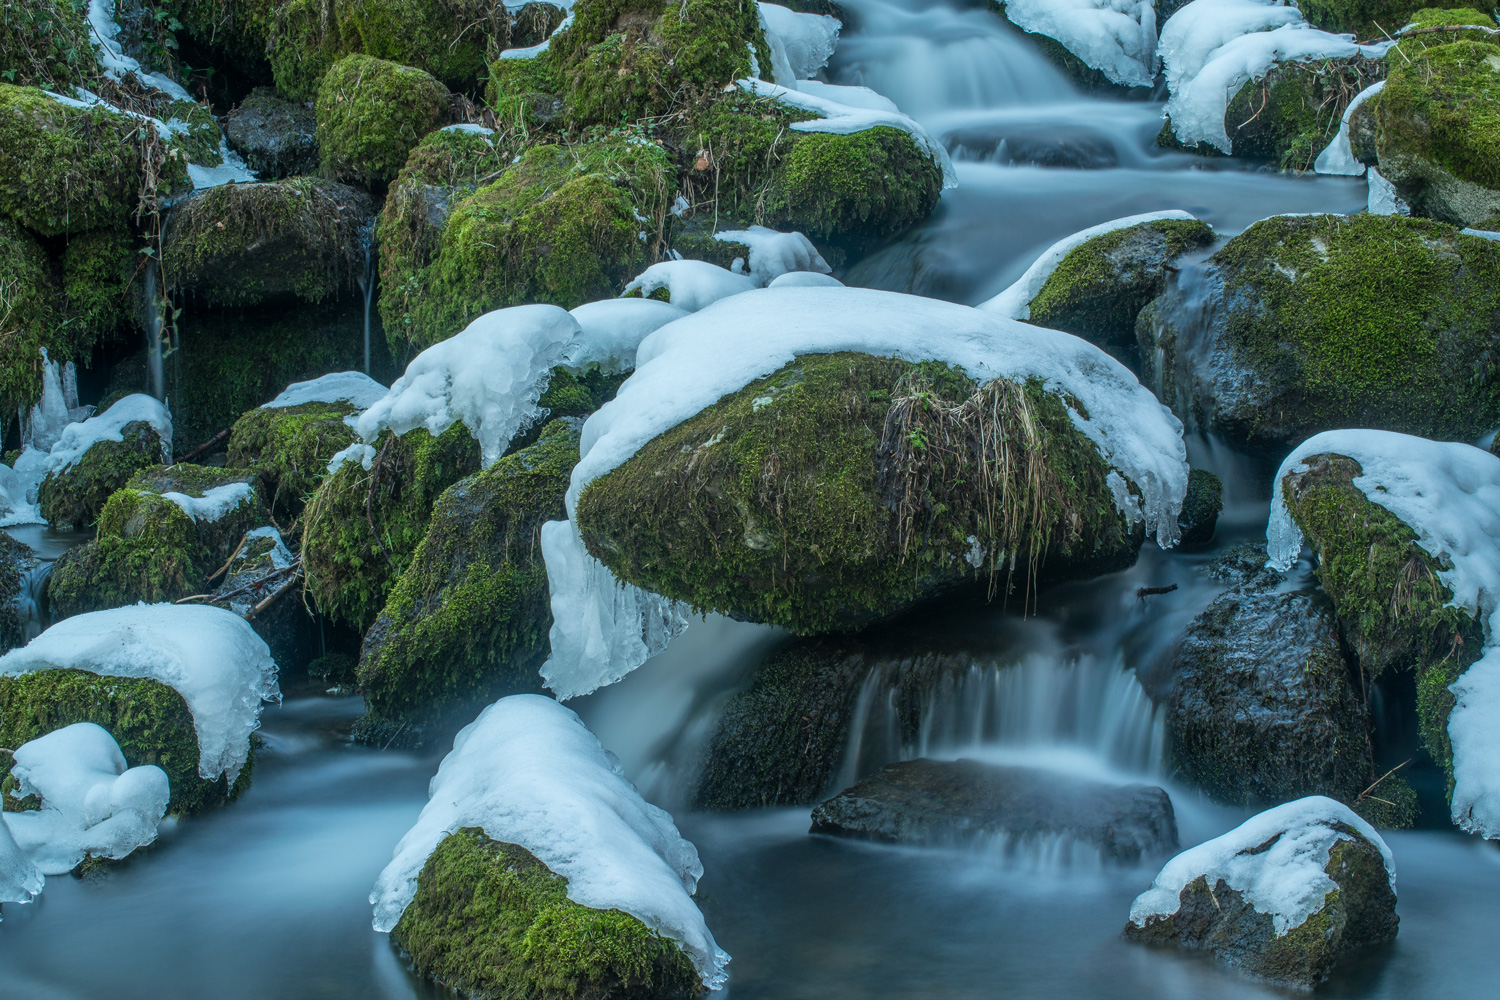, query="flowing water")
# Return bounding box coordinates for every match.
[4,2,1499,997]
